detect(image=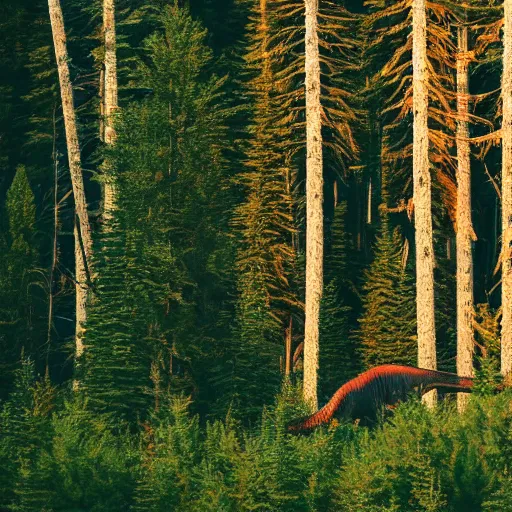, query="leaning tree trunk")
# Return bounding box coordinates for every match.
[102,0,118,221]
[456,24,474,410]
[74,221,87,358]
[412,0,437,407]
[303,0,323,410]
[48,0,93,362]
[502,0,512,384]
